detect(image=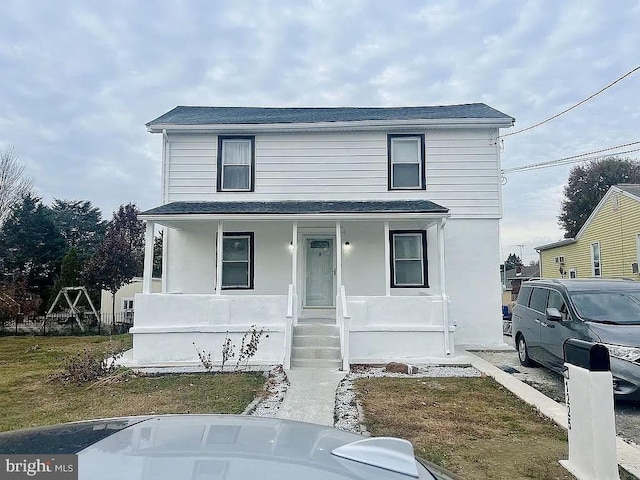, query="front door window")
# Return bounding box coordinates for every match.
[305,239,334,307]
